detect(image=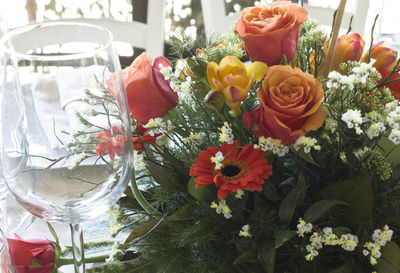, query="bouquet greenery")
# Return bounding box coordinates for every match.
[82,1,400,273]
